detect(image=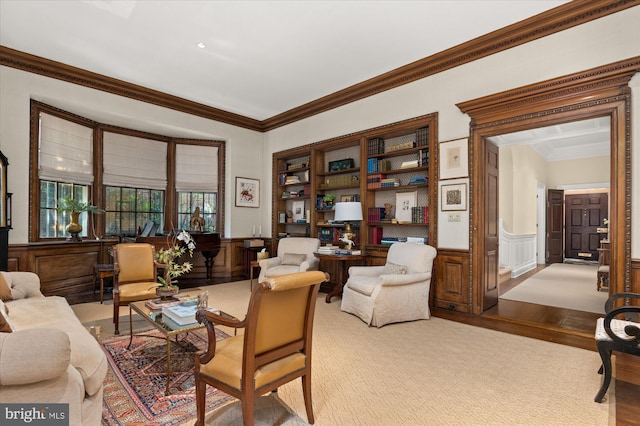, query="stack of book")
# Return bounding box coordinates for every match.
[411,206,429,223]
[317,245,339,255]
[367,173,386,189]
[284,175,301,185]
[416,127,429,147]
[380,178,400,188]
[145,298,182,311]
[408,176,428,185]
[162,303,198,326]
[367,137,385,155]
[334,249,362,255]
[367,207,386,223]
